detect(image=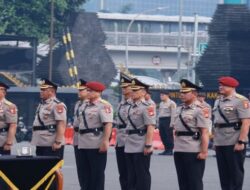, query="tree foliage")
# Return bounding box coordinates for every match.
[0,0,86,41]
